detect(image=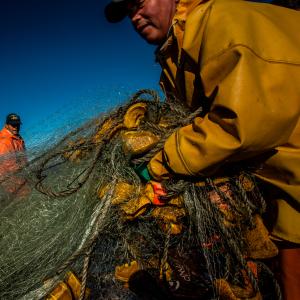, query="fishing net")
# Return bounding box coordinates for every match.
[0,89,281,300]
